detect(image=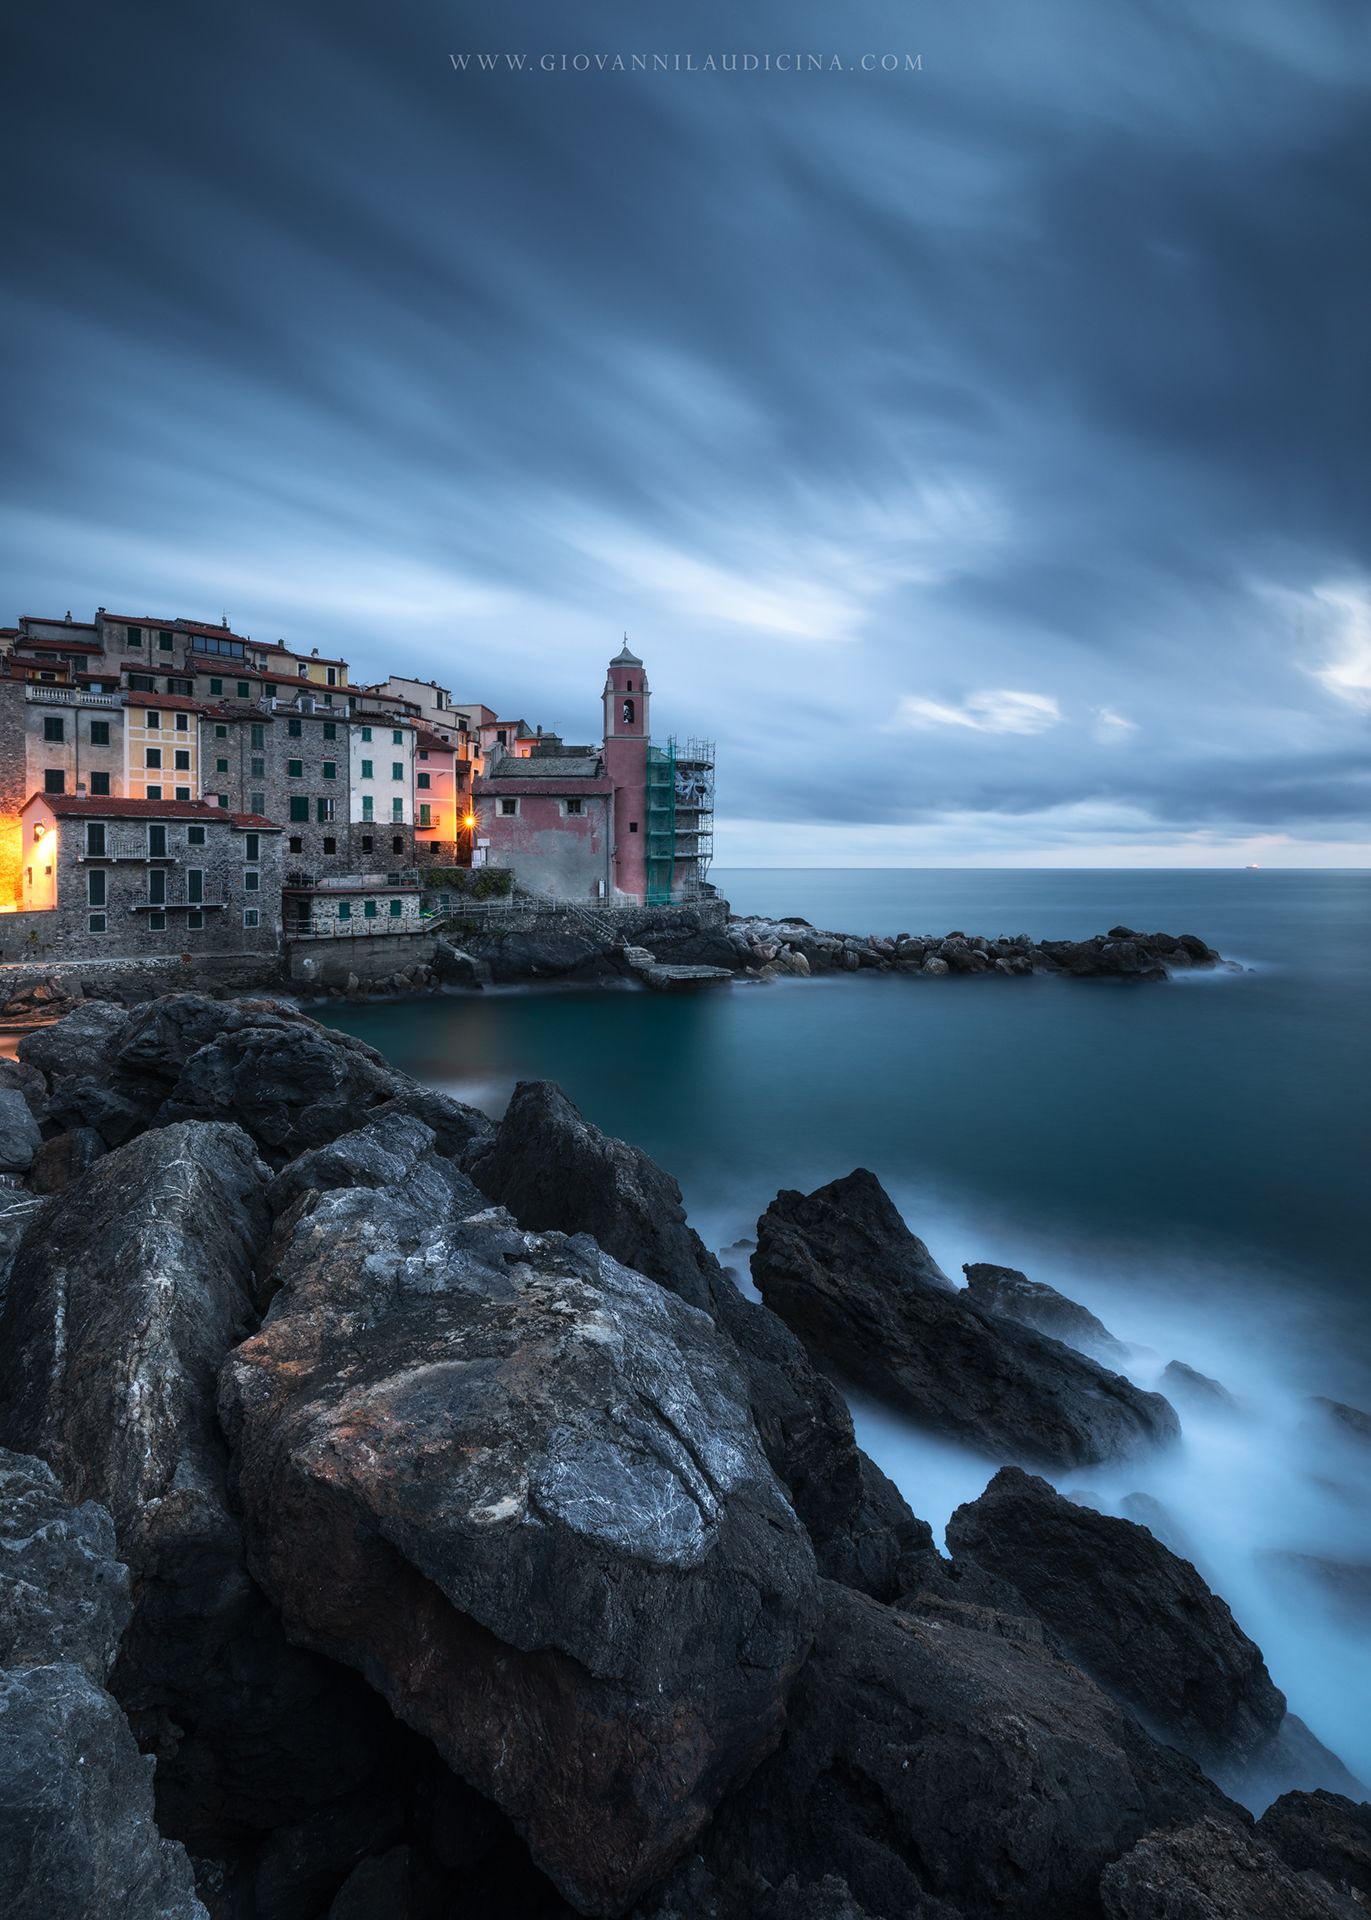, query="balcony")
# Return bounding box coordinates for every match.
[128,895,227,912]
[25,686,122,708]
